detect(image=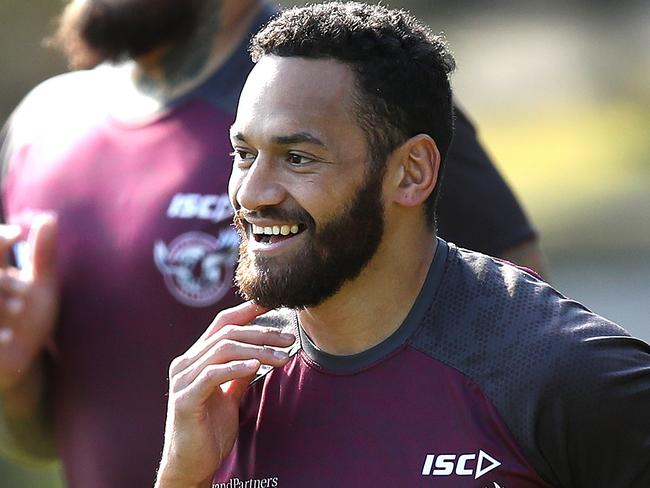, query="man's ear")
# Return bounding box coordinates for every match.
[390,134,440,208]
